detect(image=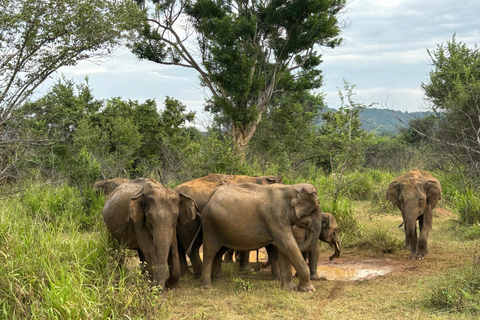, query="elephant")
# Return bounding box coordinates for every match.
[173,174,283,277]
[386,169,441,260]
[293,212,341,279]
[102,178,199,289]
[200,182,322,292]
[93,177,130,196]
